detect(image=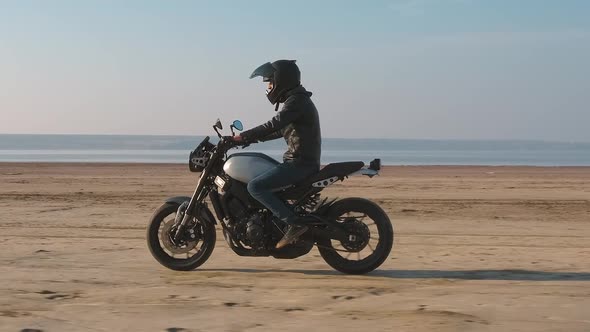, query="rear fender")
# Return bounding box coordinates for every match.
[313,197,339,215]
[311,199,348,242]
[350,159,381,178]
